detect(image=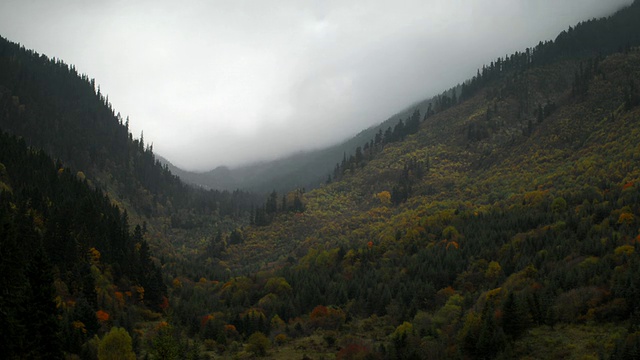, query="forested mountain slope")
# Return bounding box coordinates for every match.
[2,1,640,359]
[230,44,640,279]
[160,101,435,194]
[0,35,256,358]
[227,0,640,273]
[165,0,640,197]
[0,36,258,221]
[204,51,640,360]
[169,3,640,358]
[0,131,167,358]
